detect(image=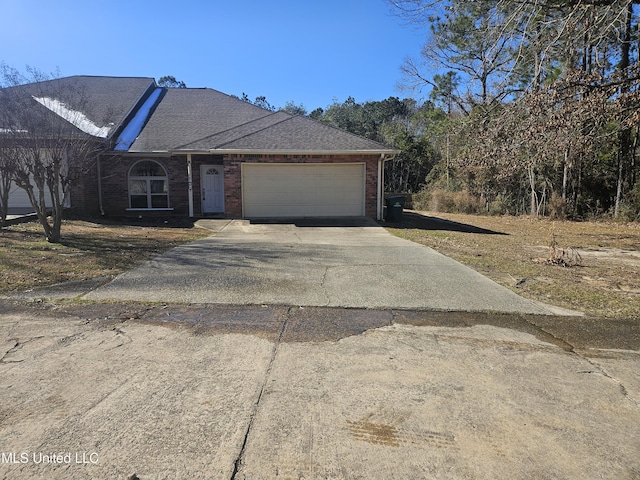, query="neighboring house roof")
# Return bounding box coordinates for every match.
[1,76,156,140]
